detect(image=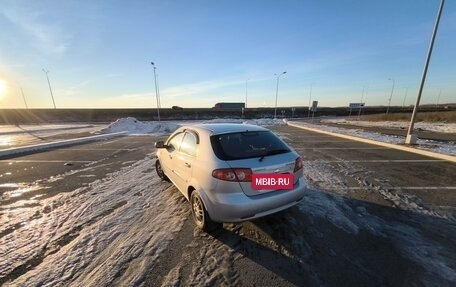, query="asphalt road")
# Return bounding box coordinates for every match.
[1,126,455,286]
